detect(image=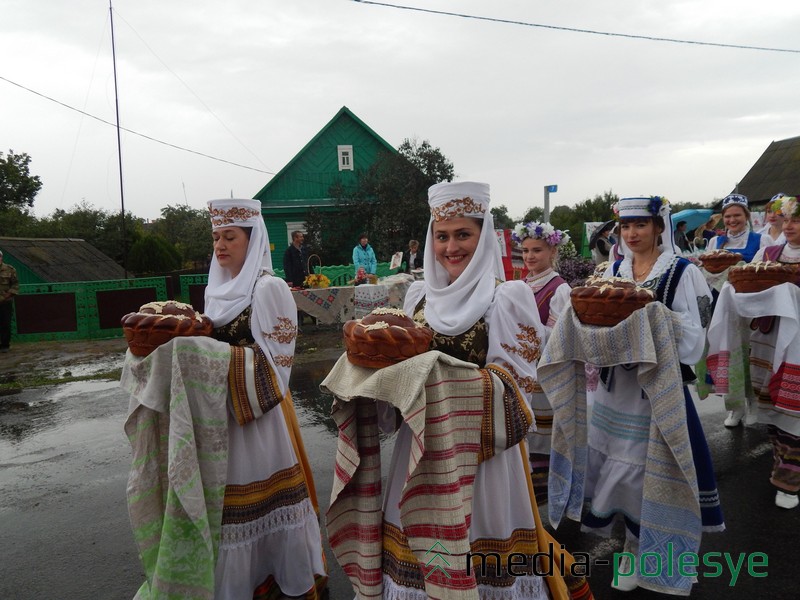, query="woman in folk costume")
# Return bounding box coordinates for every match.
[204,199,327,599]
[706,193,762,261]
[589,196,724,592]
[378,182,592,599]
[512,221,571,506]
[756,193,787,247]
[746,194,800,509]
